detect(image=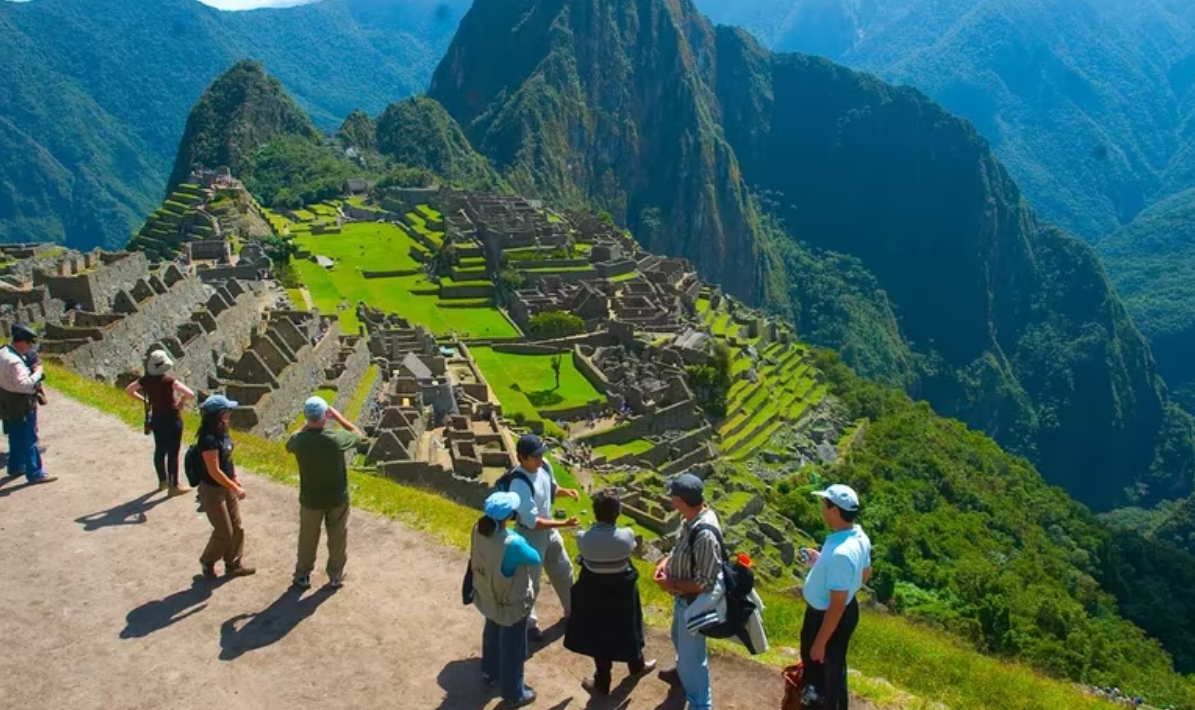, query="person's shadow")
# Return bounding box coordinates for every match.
[527,618,568,660]
[76,491,170,531]
[433,658,574,710]
[218,585,336,661]
[581,670,656,710]
[121,575,229,639]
